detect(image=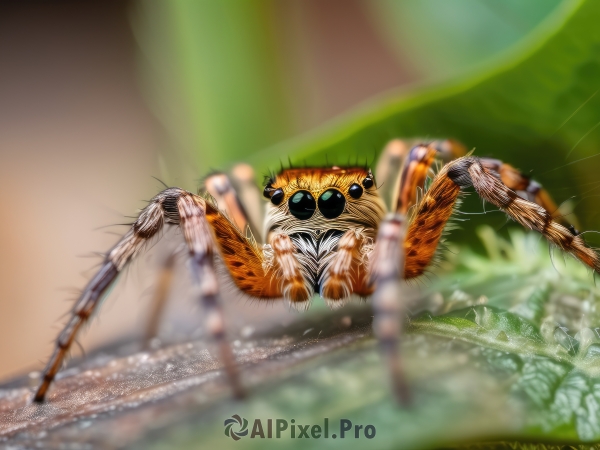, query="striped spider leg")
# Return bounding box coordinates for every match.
[370,141,600,403]
[143,166,264,345]
[34,175,280,403]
